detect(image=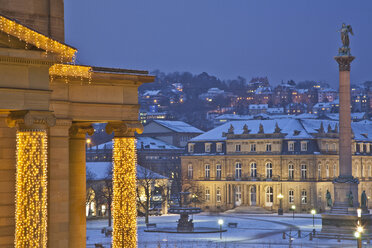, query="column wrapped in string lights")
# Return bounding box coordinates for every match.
[106,122,143,248]
[7,111,56,248]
